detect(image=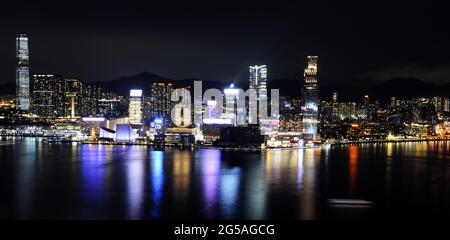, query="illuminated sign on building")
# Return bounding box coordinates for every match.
[82,117,106,122]
[129,89,143,97]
